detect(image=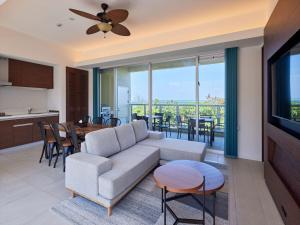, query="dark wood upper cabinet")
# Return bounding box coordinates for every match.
[9,59,53,89]
[66,67,89,123]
